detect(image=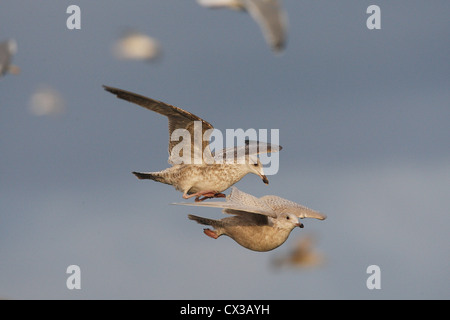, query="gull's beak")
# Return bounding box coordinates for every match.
[261,175,269,185]
[296,222,304,228]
